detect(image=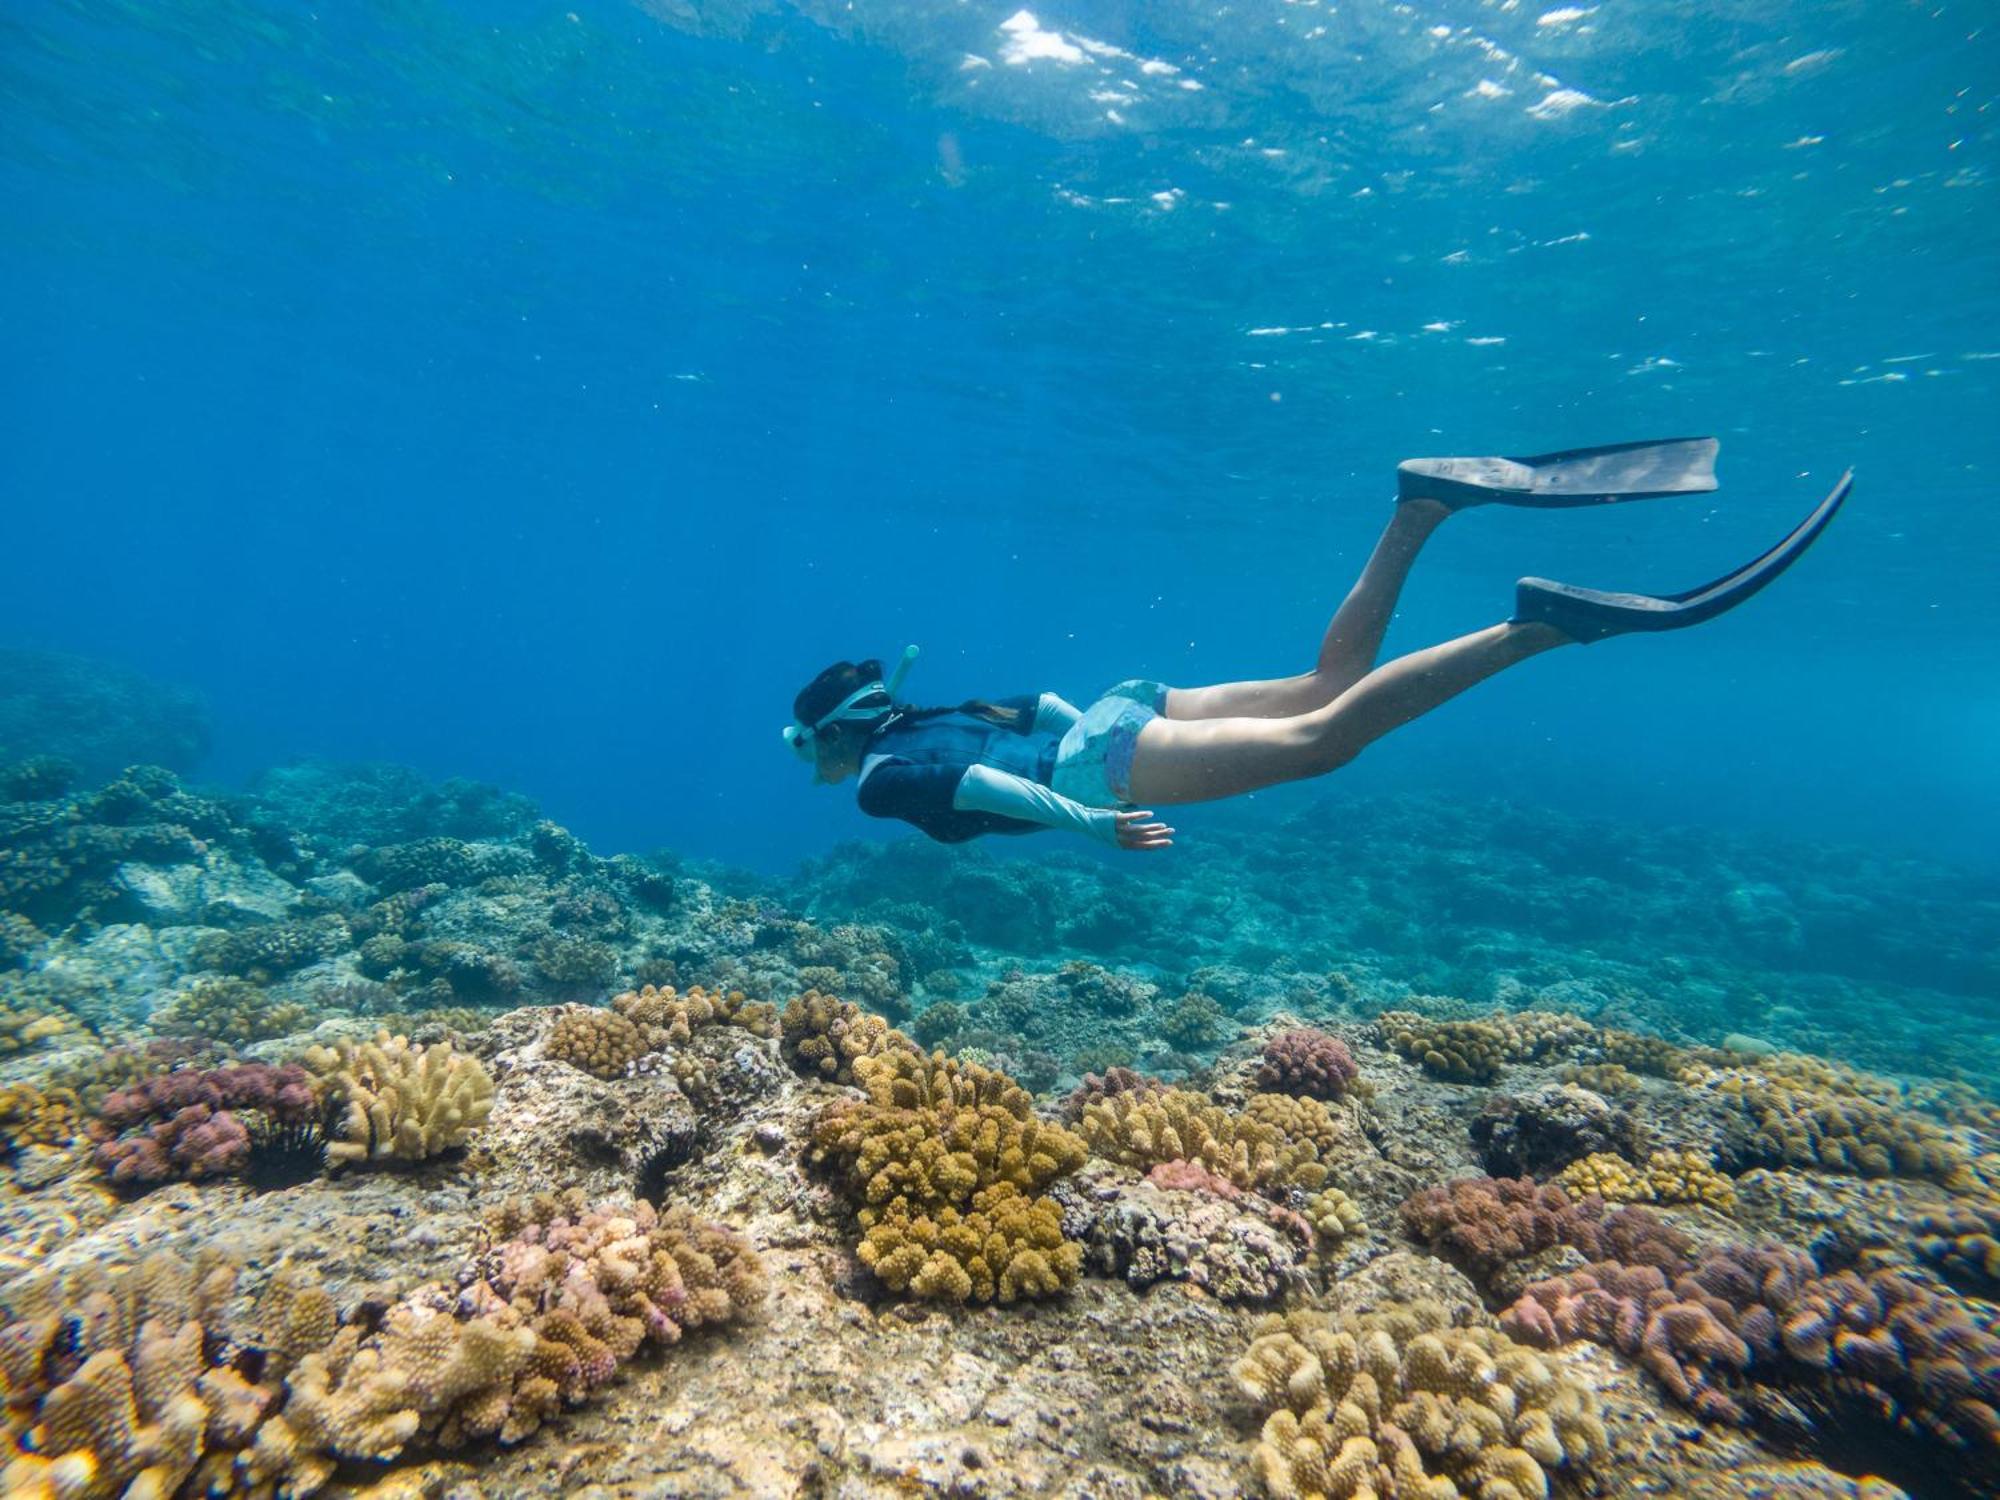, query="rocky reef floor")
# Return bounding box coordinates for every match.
[0,755,1993,1498]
